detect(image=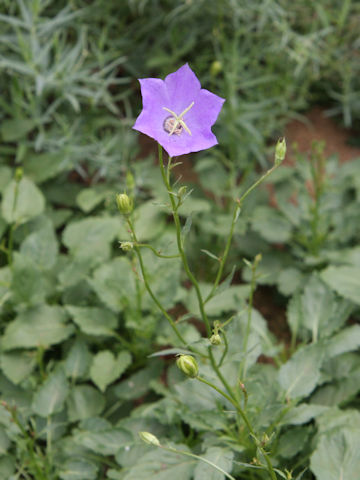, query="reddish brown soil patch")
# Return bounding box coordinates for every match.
[285,107,360,163]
